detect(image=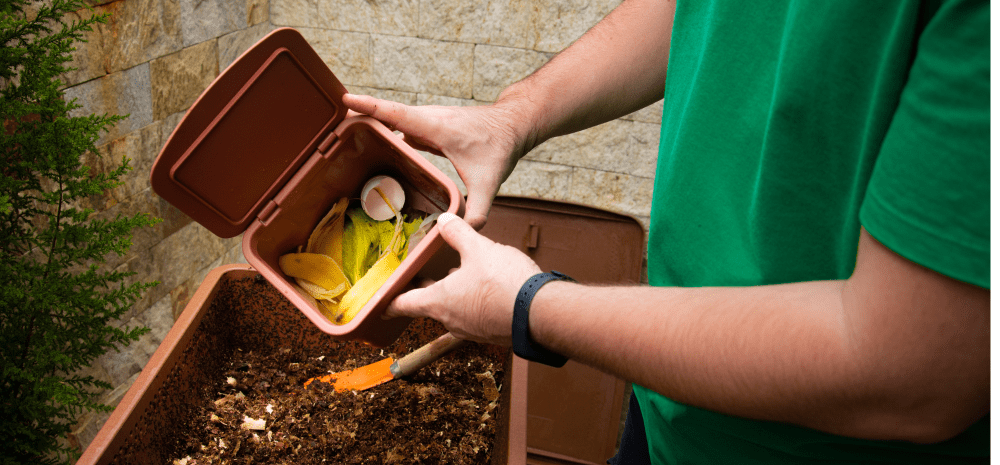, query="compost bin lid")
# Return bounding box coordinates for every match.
[150,28,349,238]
